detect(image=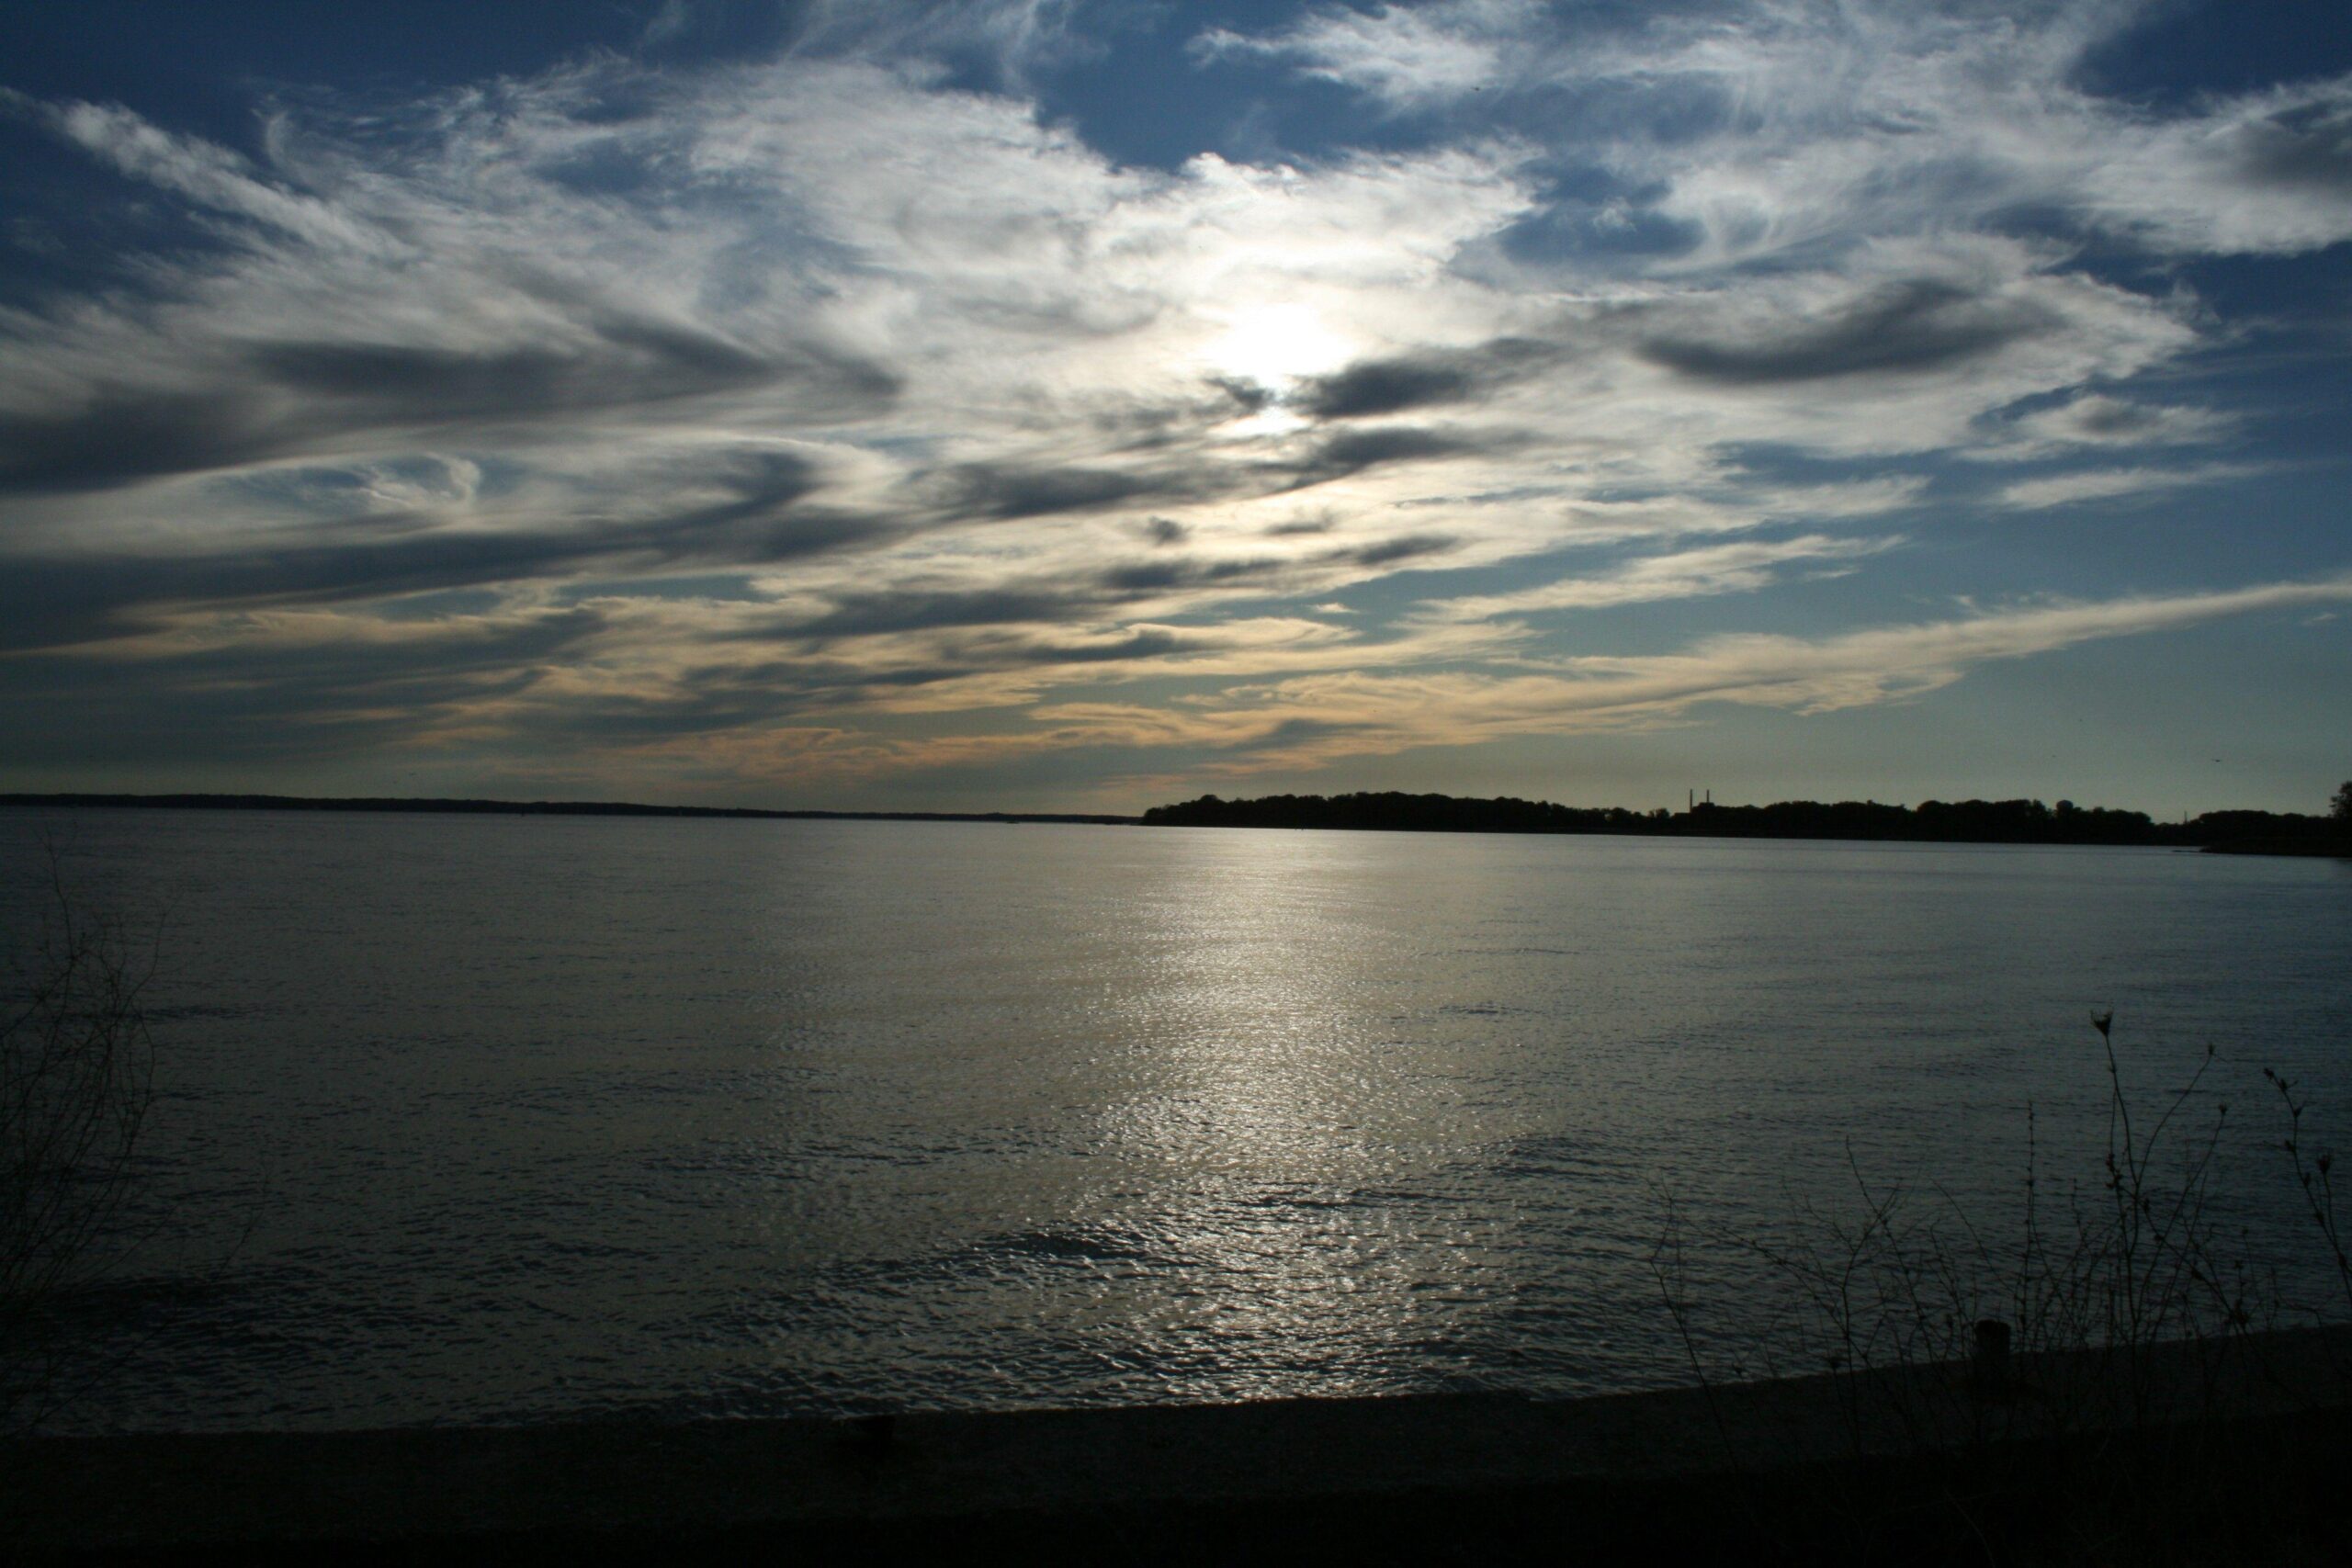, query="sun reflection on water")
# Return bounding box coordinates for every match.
[16,813,2346,1427]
